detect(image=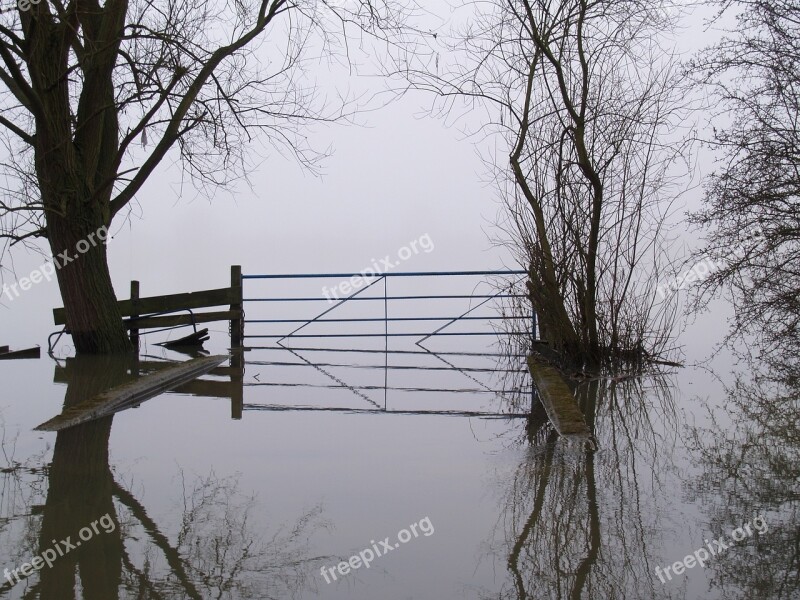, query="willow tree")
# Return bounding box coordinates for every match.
[0,0,412,353]
[399,0,690,368]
